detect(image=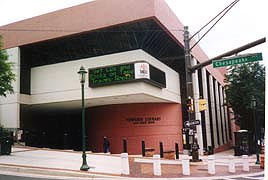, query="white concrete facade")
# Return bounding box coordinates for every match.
[209,75,218,148]
[191,58,203,155]
[27,49,180,106]
[0,47,20,128]
[1,49,181,128]
[219,85,227,144]
[223,89,230,141]
[201,68,212,147]
[215,81,223,146]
